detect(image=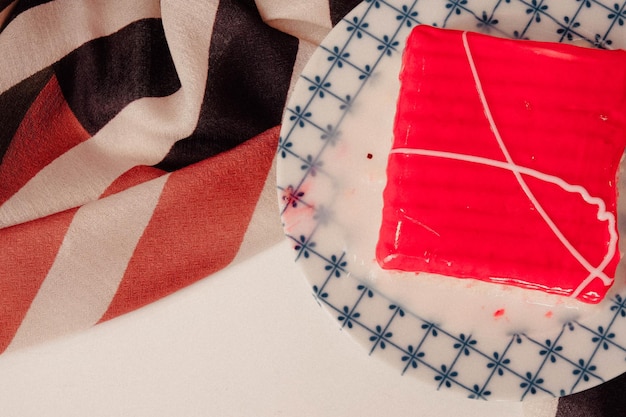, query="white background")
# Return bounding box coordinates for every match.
[0,242,528,416]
